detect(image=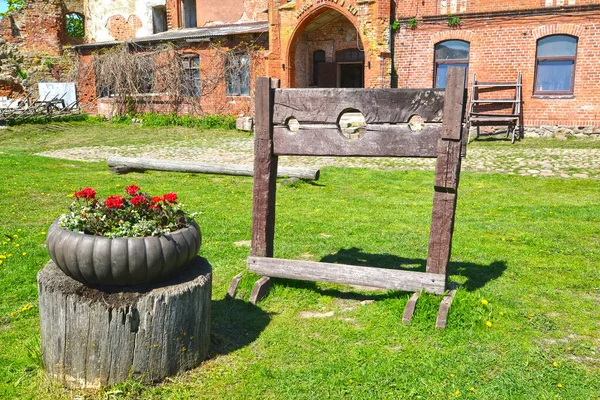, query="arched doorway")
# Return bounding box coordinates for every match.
[289,8,365,88]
